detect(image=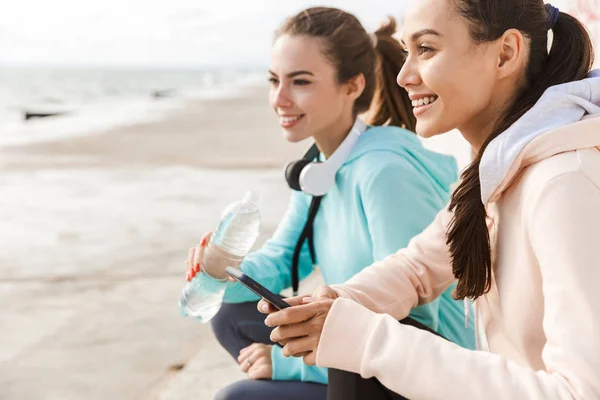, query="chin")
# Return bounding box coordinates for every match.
[415,112,459,139]
[415,122,445,139]
[282,128,308,143]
